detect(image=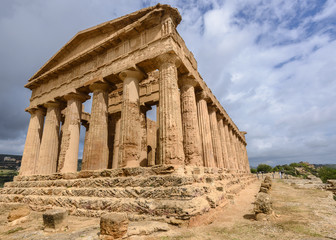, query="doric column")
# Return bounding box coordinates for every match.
[140,105,150,166]
[244,144,250,172]
[81,82,109,170]
[155,104,160,165]
[240,131,249,173]
[82,122,89,169]
[36,102,61,175]
[208,106,224,168]
[180,76,203,166]
[118,69,145,168]
[223,122,235,170]
[196,91,215,167]
[217,116,229,169]
[20,108,45,176]
[235,135,242,171]
[112,113,121,169]
[157,54,185,166]
[231,130,239,170]
[58,93,89,173]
